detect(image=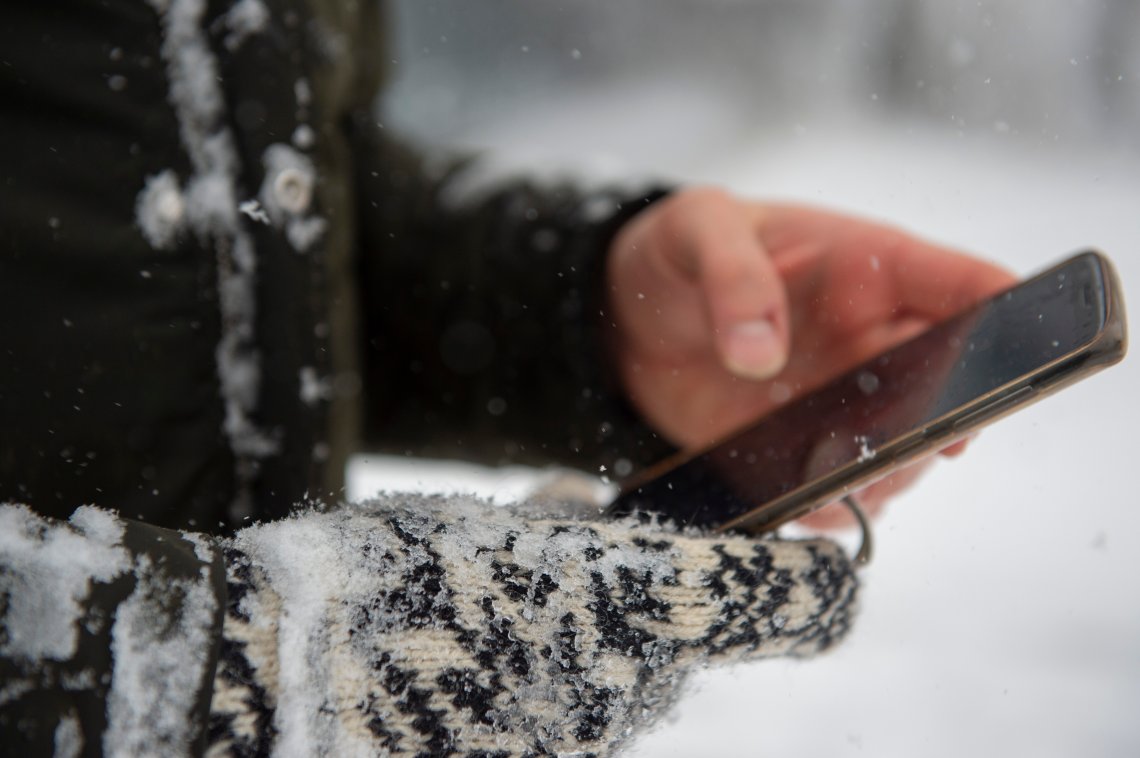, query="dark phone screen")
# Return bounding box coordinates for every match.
[611,253,1107,529]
